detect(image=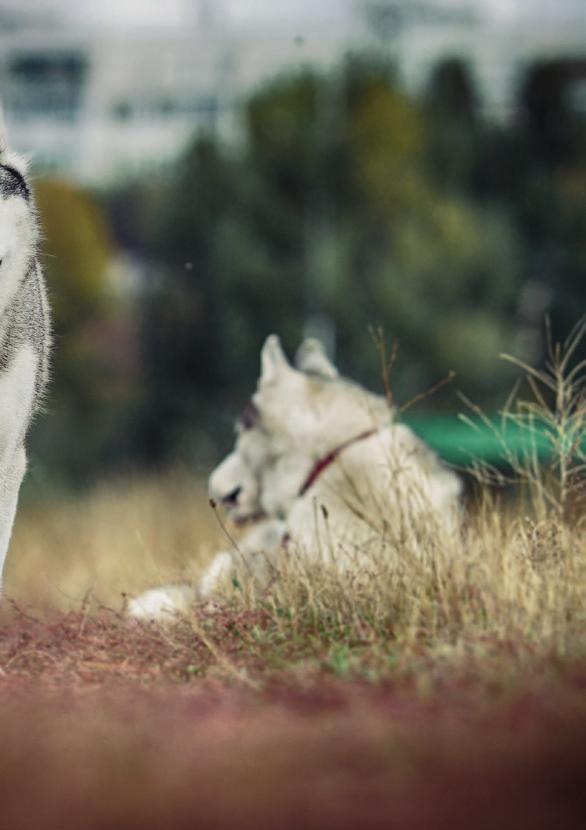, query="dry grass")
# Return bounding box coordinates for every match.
[7,471,223,611]
[1,483,582,727]
[6,326,586,661]
[7,468,586,662]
